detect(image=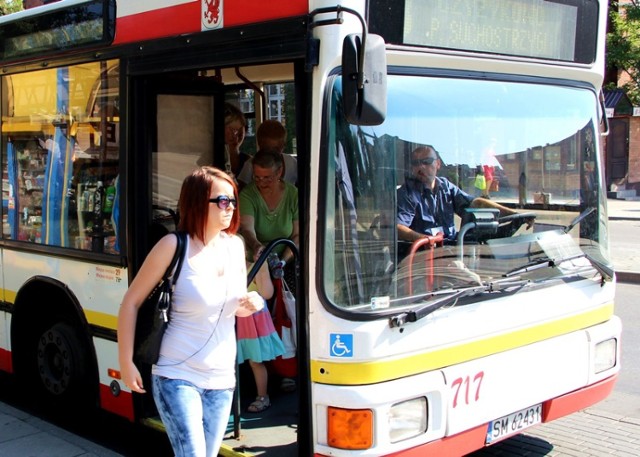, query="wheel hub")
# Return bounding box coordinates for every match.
[37,326,72,395]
